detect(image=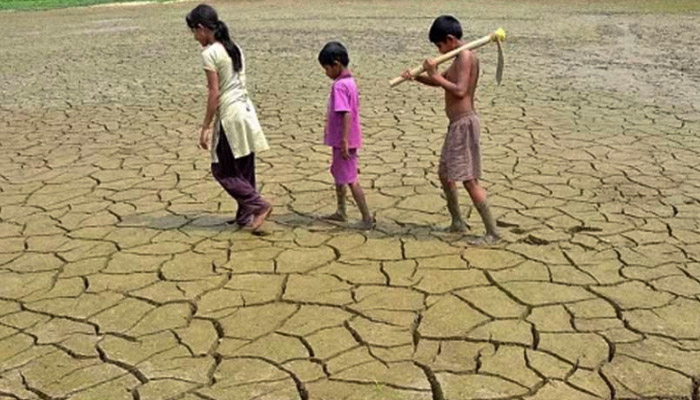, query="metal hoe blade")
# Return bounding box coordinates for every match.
[496,39,504,85]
